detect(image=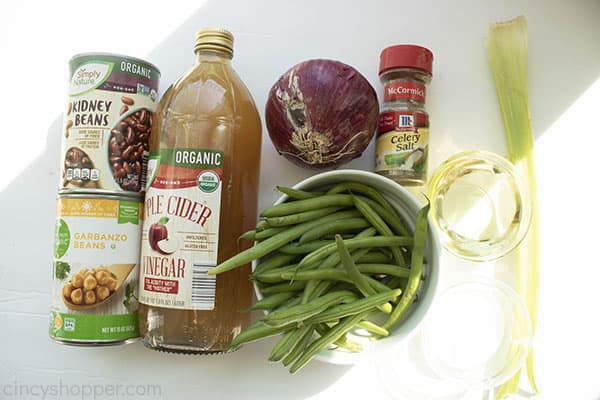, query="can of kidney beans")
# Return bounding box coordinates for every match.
[50,192,143,345]
[59,53,160,195]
